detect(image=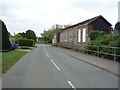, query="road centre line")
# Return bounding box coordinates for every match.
[46,53,49,57]
[68,81,76,90]
[51,59,60,70]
